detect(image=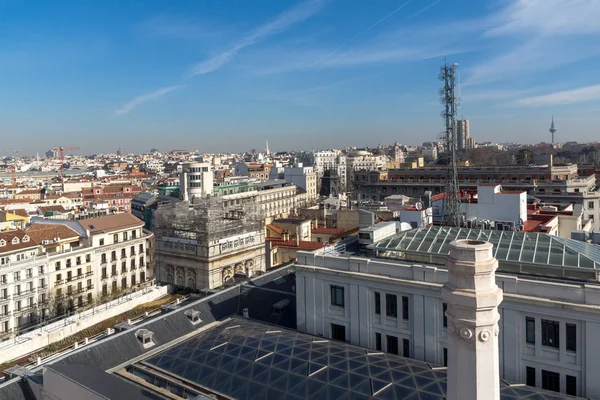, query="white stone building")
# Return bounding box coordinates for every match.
[0,213,154,339]
[180,162,213,200]
[295,227,600,398]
